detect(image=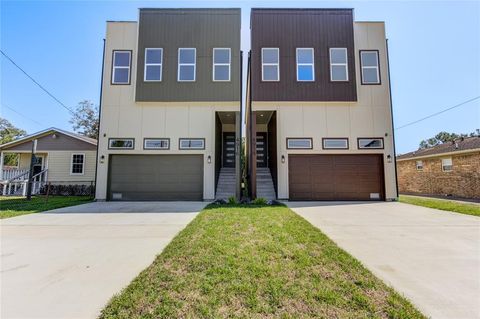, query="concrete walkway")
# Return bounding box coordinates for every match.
[1,201,204,319]
[288,201,480,319]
